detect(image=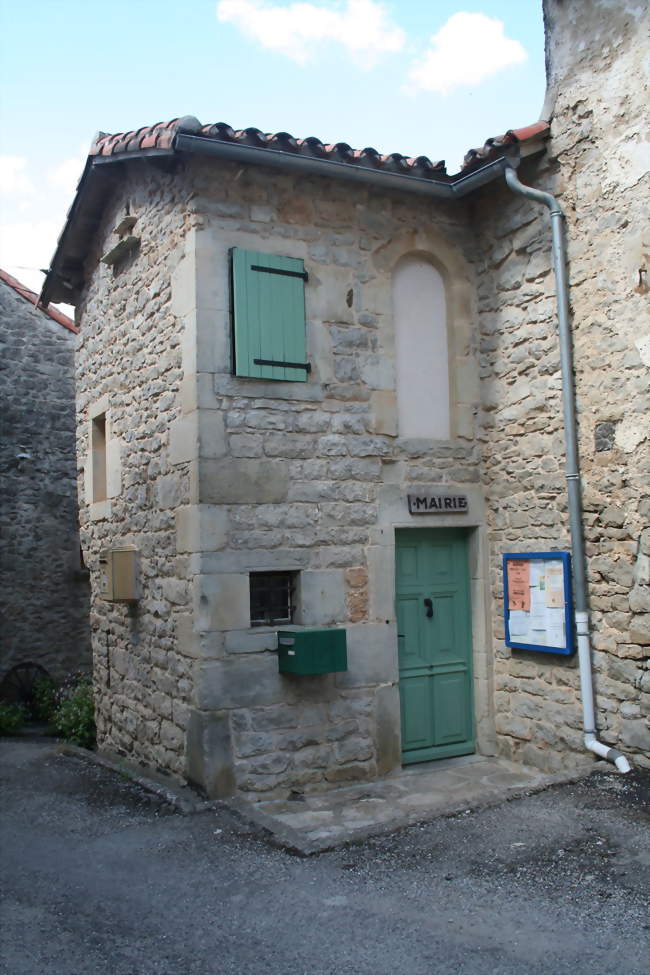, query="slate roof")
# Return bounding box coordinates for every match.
[90,116,549,180]
[0,268,77,333]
